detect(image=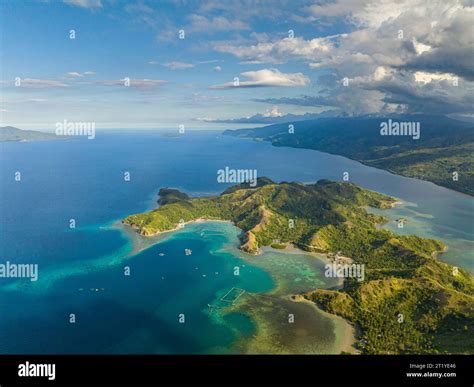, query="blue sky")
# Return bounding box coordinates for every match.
[1,0,472,129]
